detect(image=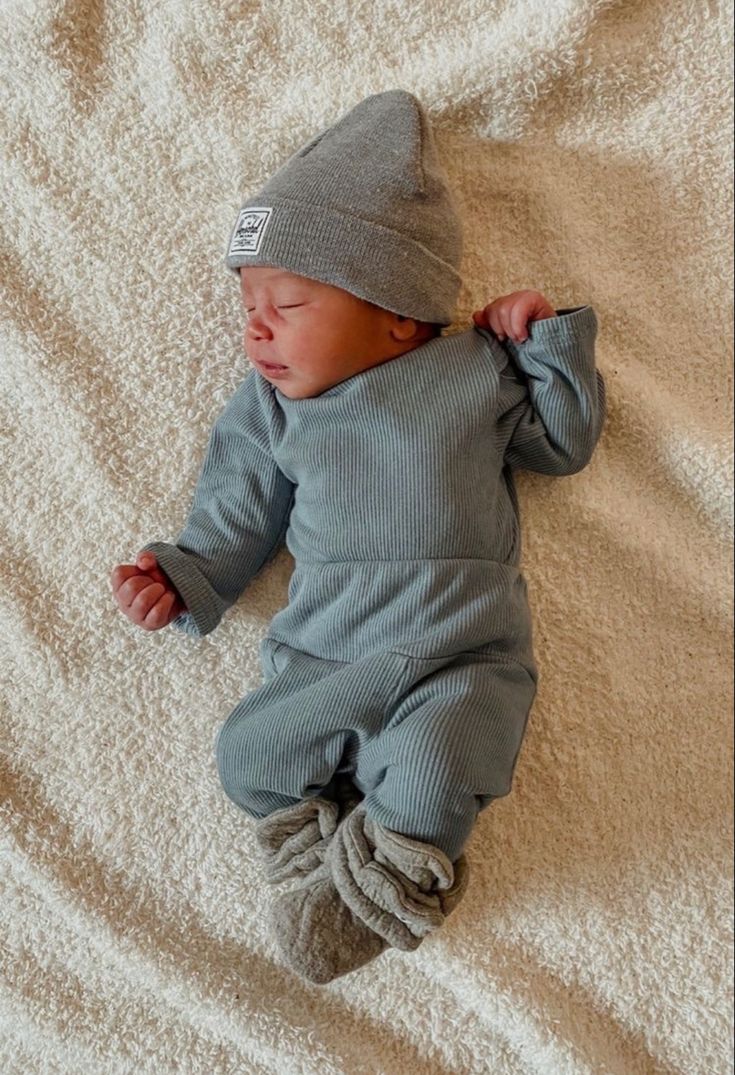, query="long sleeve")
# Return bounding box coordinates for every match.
[142,371,295,638]
[487,305,607,476]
